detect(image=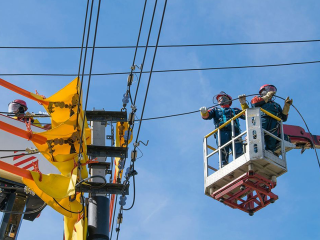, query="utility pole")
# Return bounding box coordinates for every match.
[86,110,129,240]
